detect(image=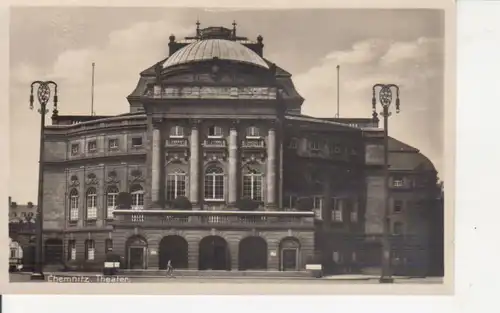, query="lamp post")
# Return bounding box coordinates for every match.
[371,83,400,284]
[29,81,59,280]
